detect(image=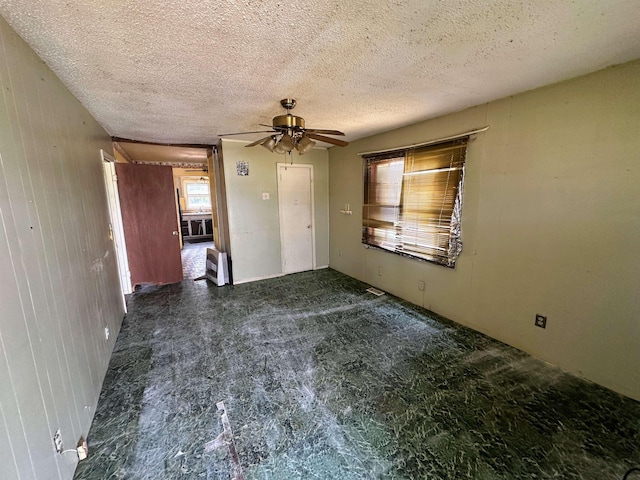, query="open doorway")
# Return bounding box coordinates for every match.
[111,140,227,285]
[174,166,214,279]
